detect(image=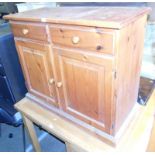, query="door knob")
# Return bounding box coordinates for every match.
[72,36,80,44]
[22,29,29,35]
[49,78,54,84]
[56,82,62,88]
